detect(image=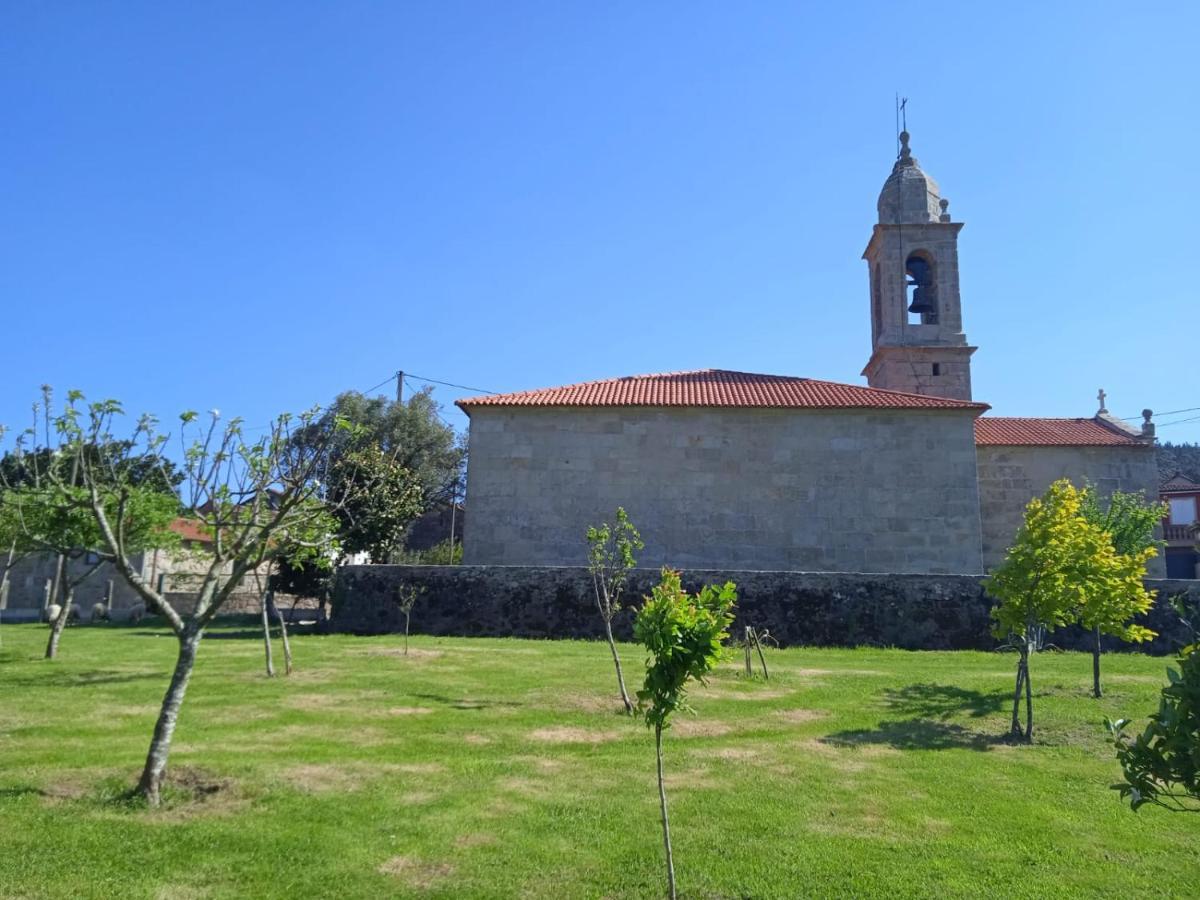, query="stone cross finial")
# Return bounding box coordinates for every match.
[899,130,912,160]
[1097,388,1107,413]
